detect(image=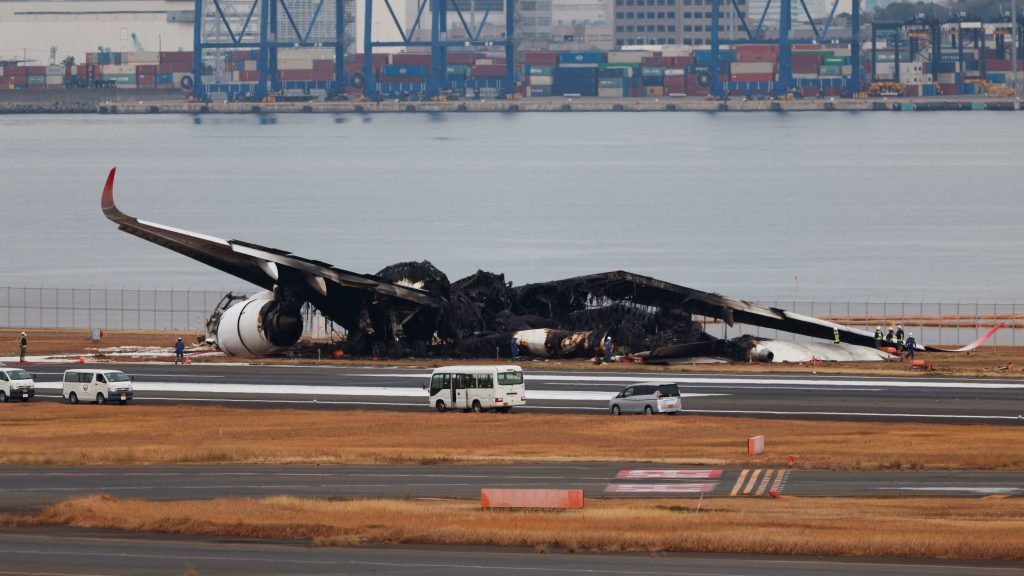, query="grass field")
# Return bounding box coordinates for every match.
[6,494,1022,560]
[0,404,1021,469]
